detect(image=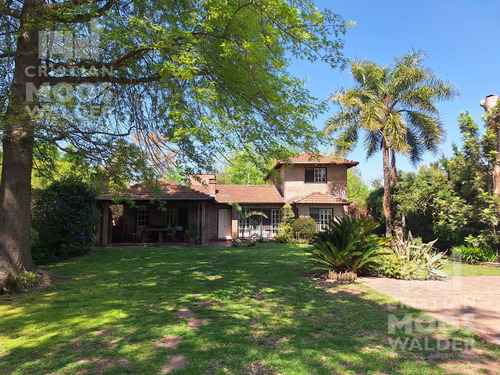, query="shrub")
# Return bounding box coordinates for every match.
[274,233,291,243]
[32,178,97,264]
[452,245,498,264]
[5,270,40,292]
[308,216,389,274]
[377,234,446,280]
[292,217,317,241]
